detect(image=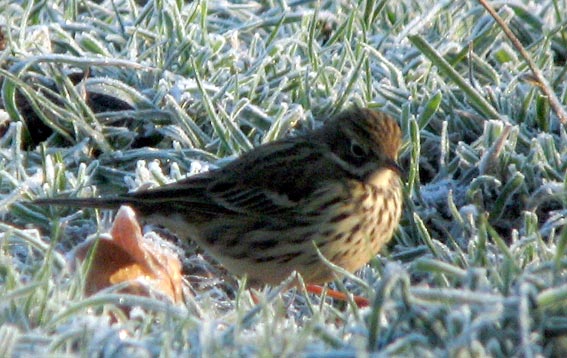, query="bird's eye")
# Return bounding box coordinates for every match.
[350,141,366,157]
